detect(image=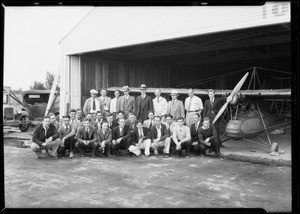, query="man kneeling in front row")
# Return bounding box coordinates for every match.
[75,118,98,157]
[198,117,221,159]
[57,115,76,158]
[95,120,112,157]
[31,116,61,159]
[129,120,152,157]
